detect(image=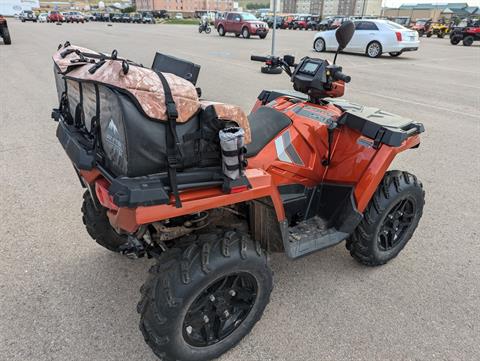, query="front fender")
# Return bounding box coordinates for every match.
[354,135,421,212]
